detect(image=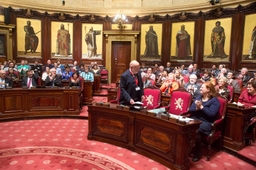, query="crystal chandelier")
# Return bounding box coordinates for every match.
[113,14,128,30]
